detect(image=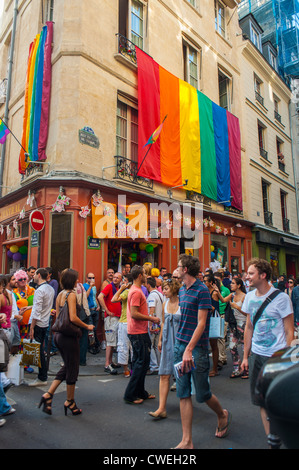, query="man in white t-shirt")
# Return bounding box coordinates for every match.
[241,258,294,438]
[146,277,164,374]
